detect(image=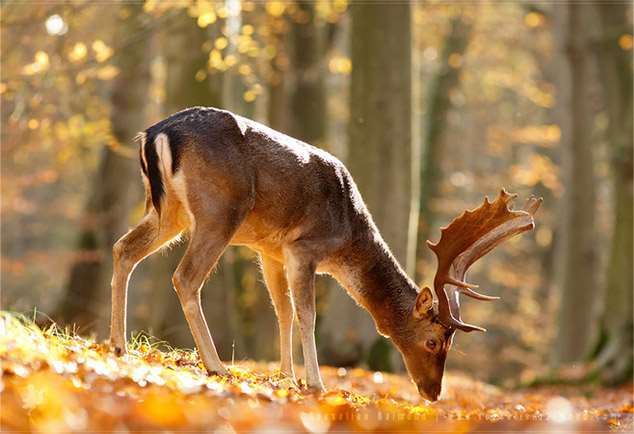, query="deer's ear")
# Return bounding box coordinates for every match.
[414,286,434,319]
